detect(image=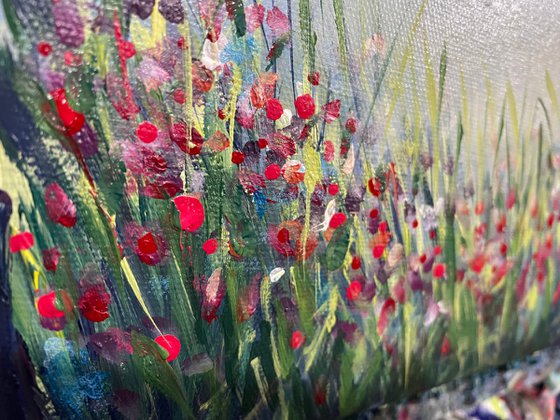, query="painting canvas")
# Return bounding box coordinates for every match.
[1,0,560,418]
